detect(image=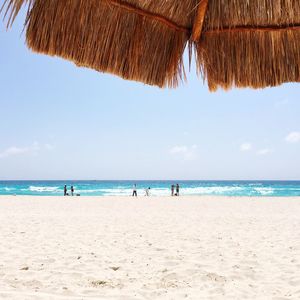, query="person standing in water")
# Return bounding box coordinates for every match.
[64,185,67,196]
[145,187,151,196]
[132,184,137,197]
[171,184,175,196]
[71,186,74,196]
[176,184,180,196]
